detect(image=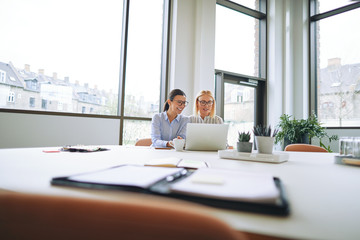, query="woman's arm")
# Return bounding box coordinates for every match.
[151,114,169,148]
